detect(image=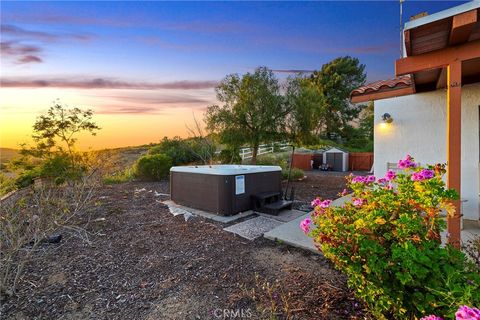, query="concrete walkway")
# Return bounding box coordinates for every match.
[264,194,480,253]
[263,195,352,254]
